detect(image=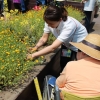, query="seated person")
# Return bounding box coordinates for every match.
[56,33,100,99]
